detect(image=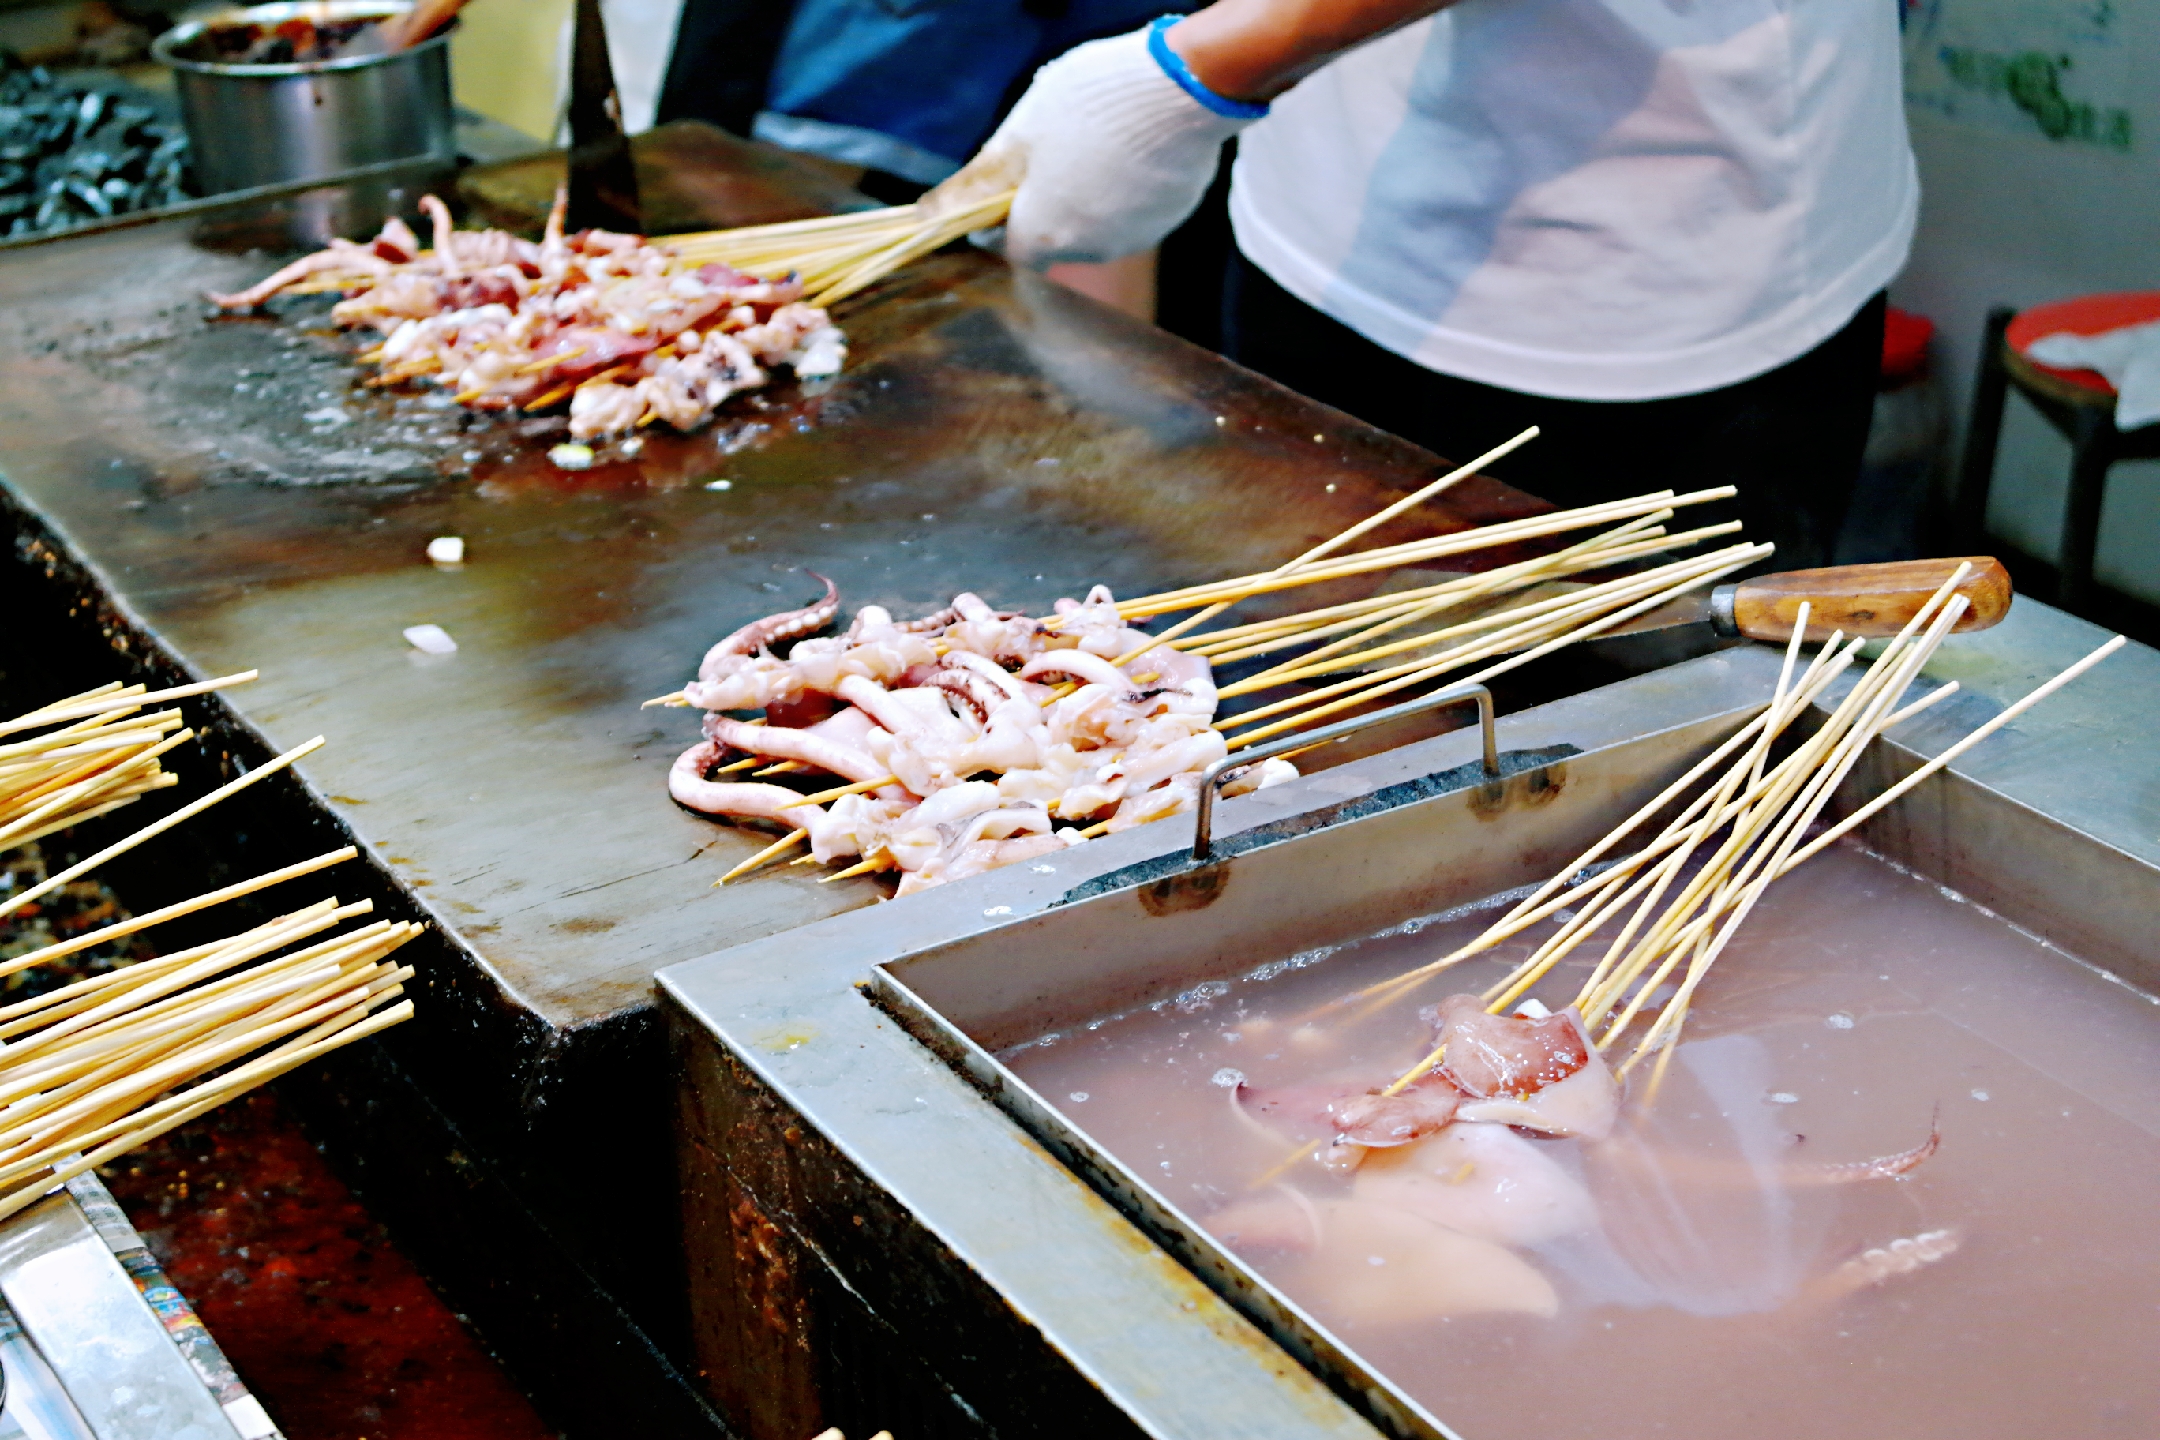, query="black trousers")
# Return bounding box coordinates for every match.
[1222,252,1885,572]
